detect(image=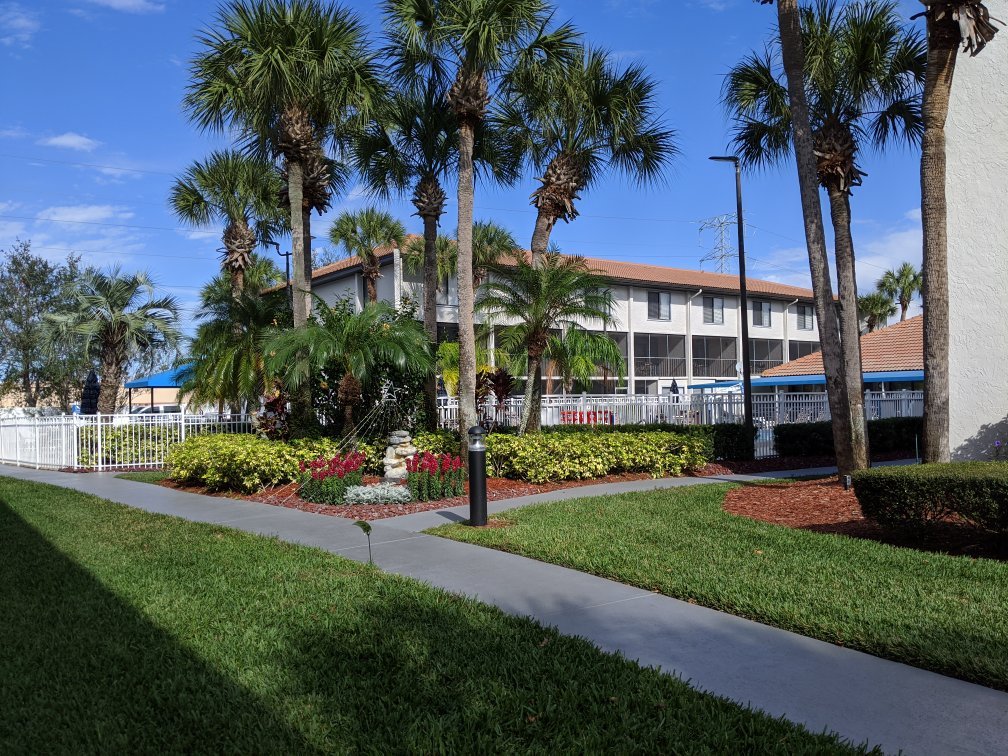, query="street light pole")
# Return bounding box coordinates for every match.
[709,155,755,458]
[271,242,293,310]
